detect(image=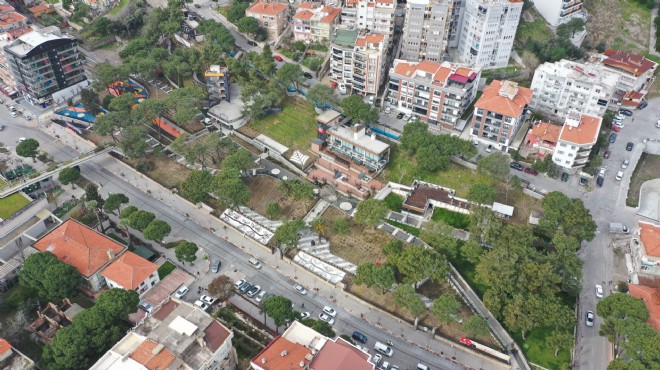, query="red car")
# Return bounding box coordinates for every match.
[611,125,621,132]
[523,167,538,176]
[274,55,284,61]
